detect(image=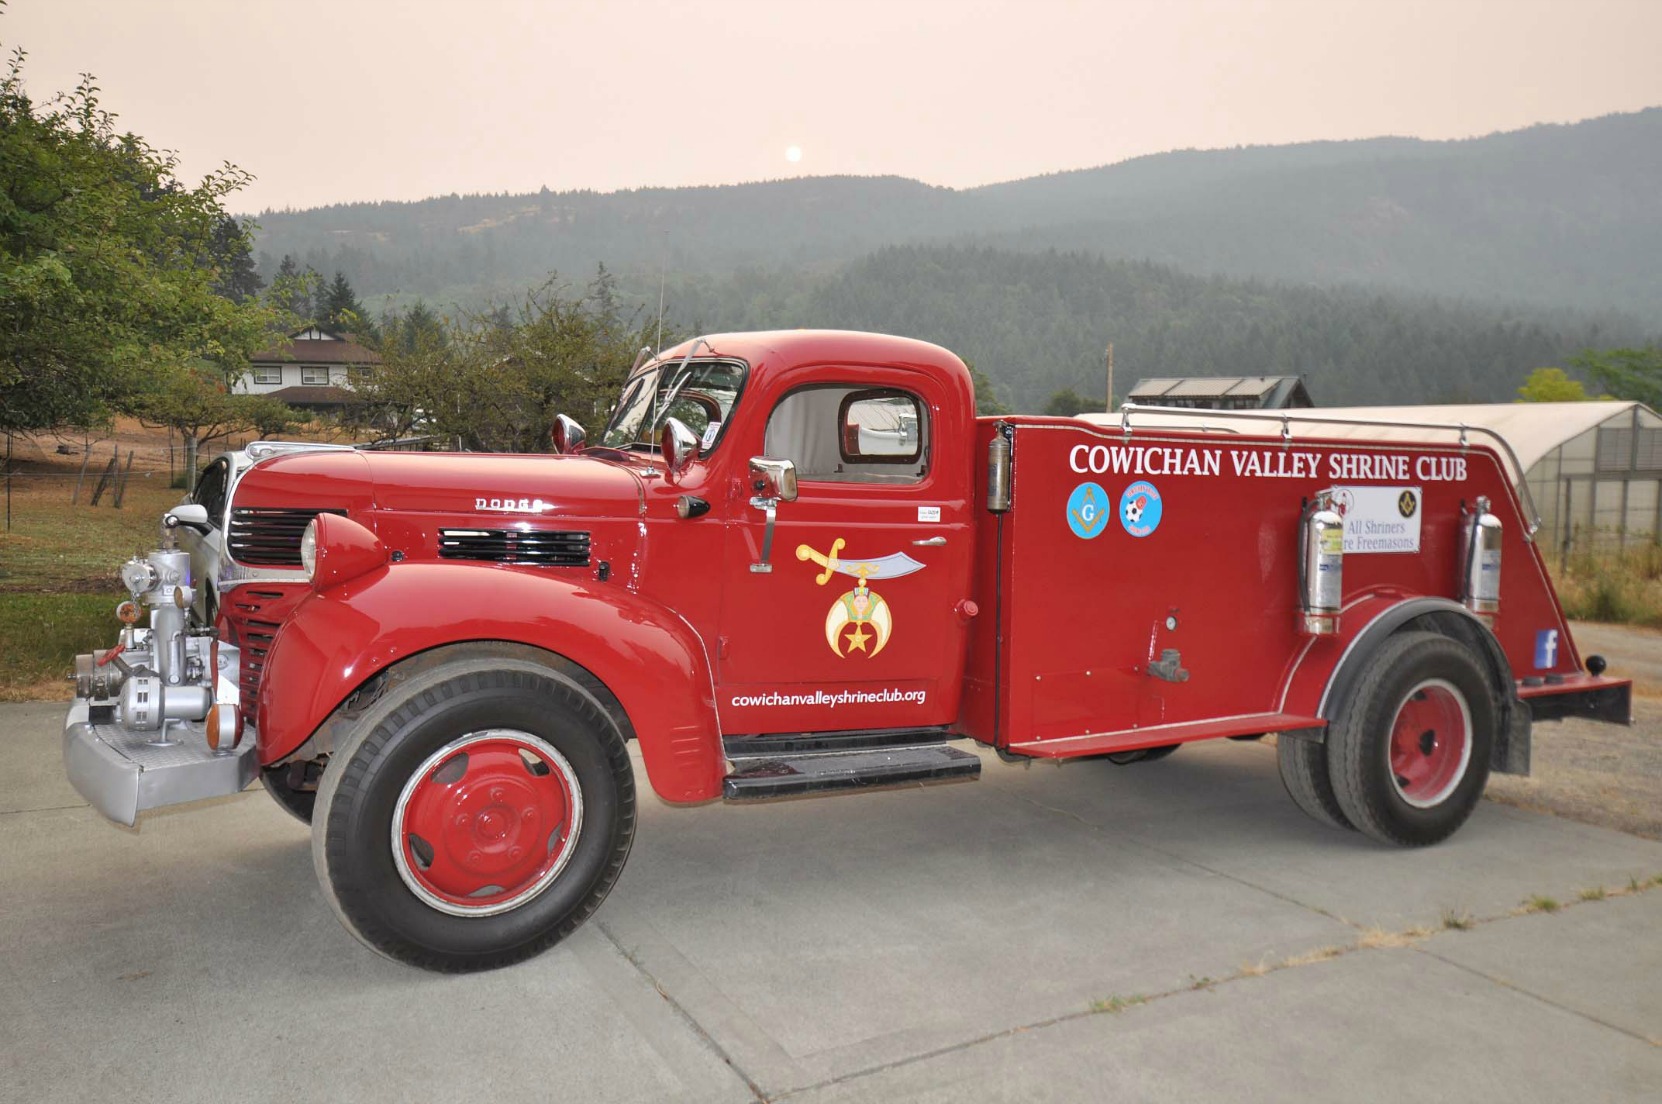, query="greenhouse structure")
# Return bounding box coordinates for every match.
[1096,400,1662,558]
